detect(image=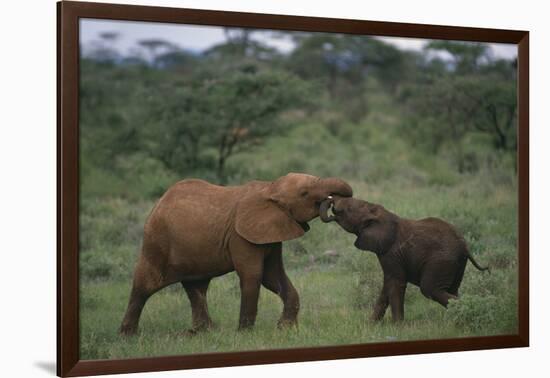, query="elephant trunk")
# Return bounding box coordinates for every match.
[321,177,353,198]
[319,198,336,223]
